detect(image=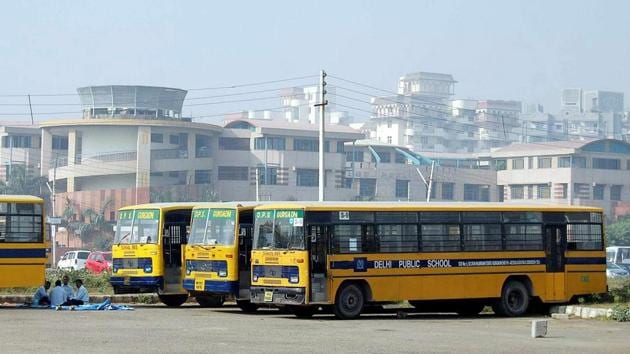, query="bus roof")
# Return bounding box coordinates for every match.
[253,202,603,213]
[0,195,44,203]
[119,202,201,212]
[192,202,261,210]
